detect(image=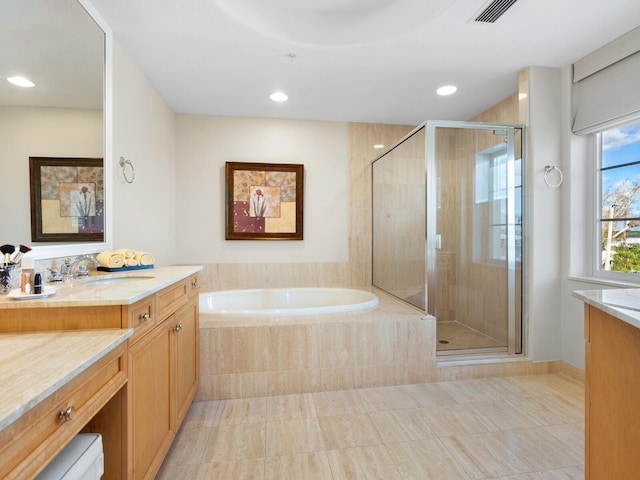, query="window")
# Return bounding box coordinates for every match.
[599,120,640,275]
[474,147,522,263]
